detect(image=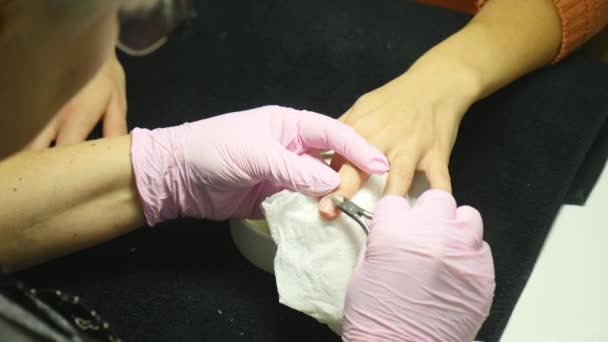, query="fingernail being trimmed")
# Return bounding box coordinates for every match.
[318,196,339,219]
